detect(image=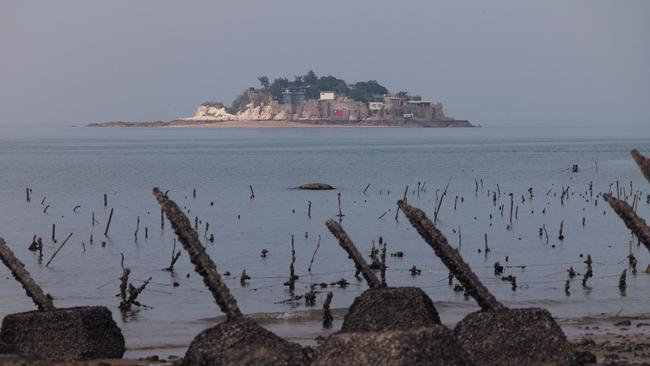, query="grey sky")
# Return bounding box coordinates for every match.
[1,0,648,126]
